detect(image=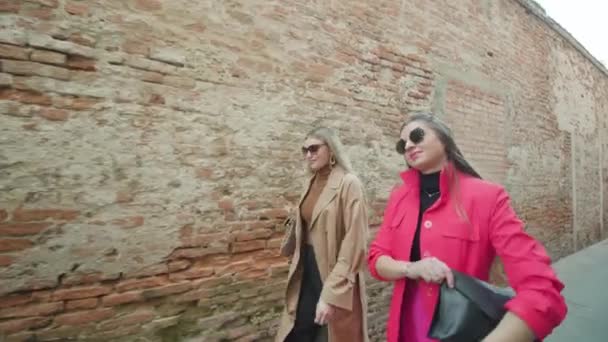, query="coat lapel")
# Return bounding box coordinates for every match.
[309,166,345,230]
